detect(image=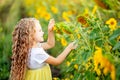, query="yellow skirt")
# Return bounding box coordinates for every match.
[25,64,52,80]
